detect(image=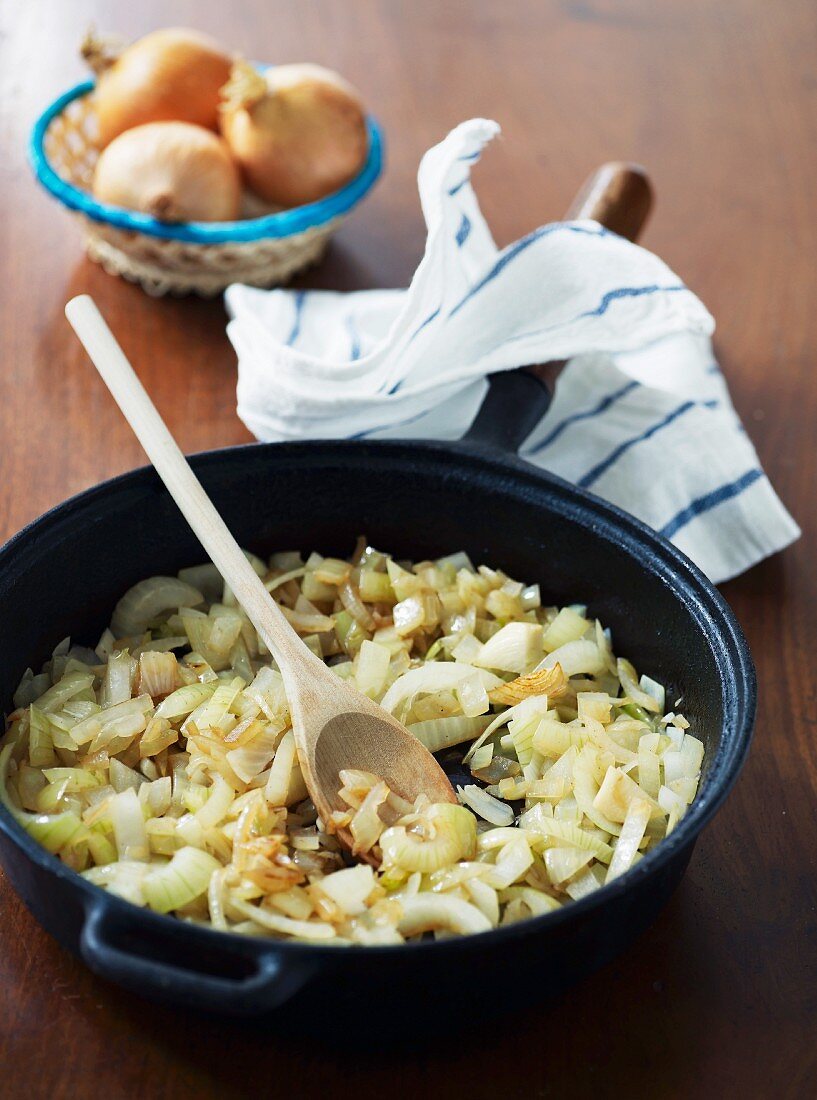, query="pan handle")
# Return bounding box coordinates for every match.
[462,163,653,454]
[80,900,313,1015]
